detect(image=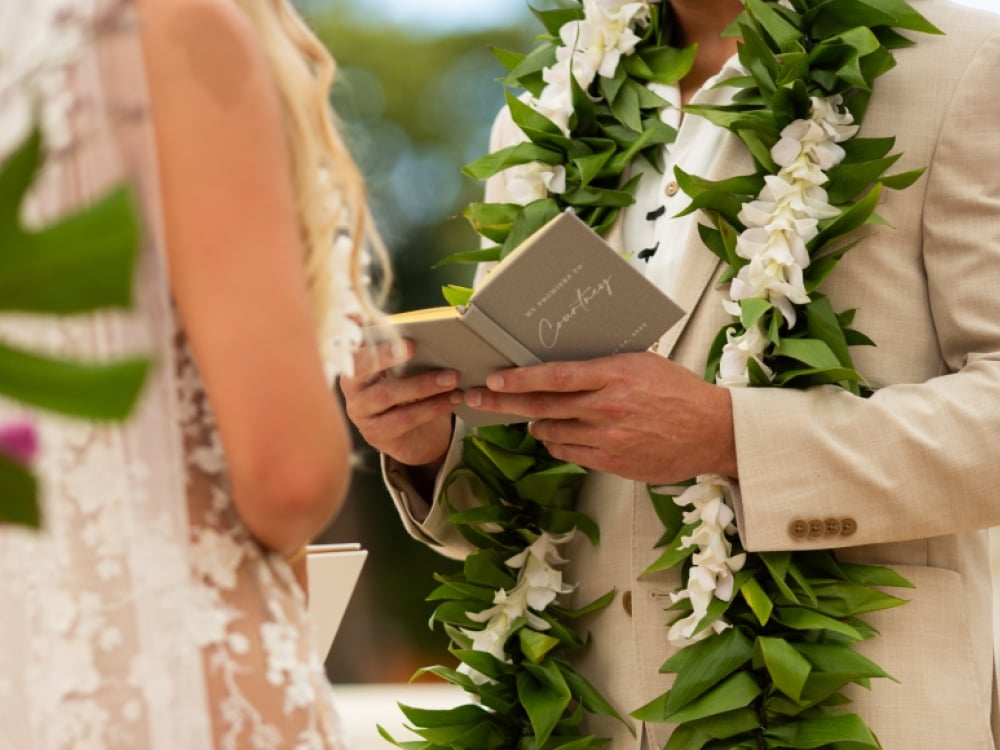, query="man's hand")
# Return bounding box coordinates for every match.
[464,352,737,485]
[340,340,461,469]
